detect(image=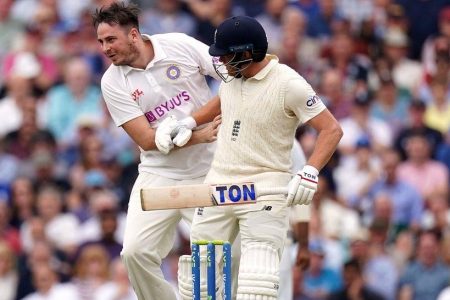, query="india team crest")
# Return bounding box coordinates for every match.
[166,65,181,80]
